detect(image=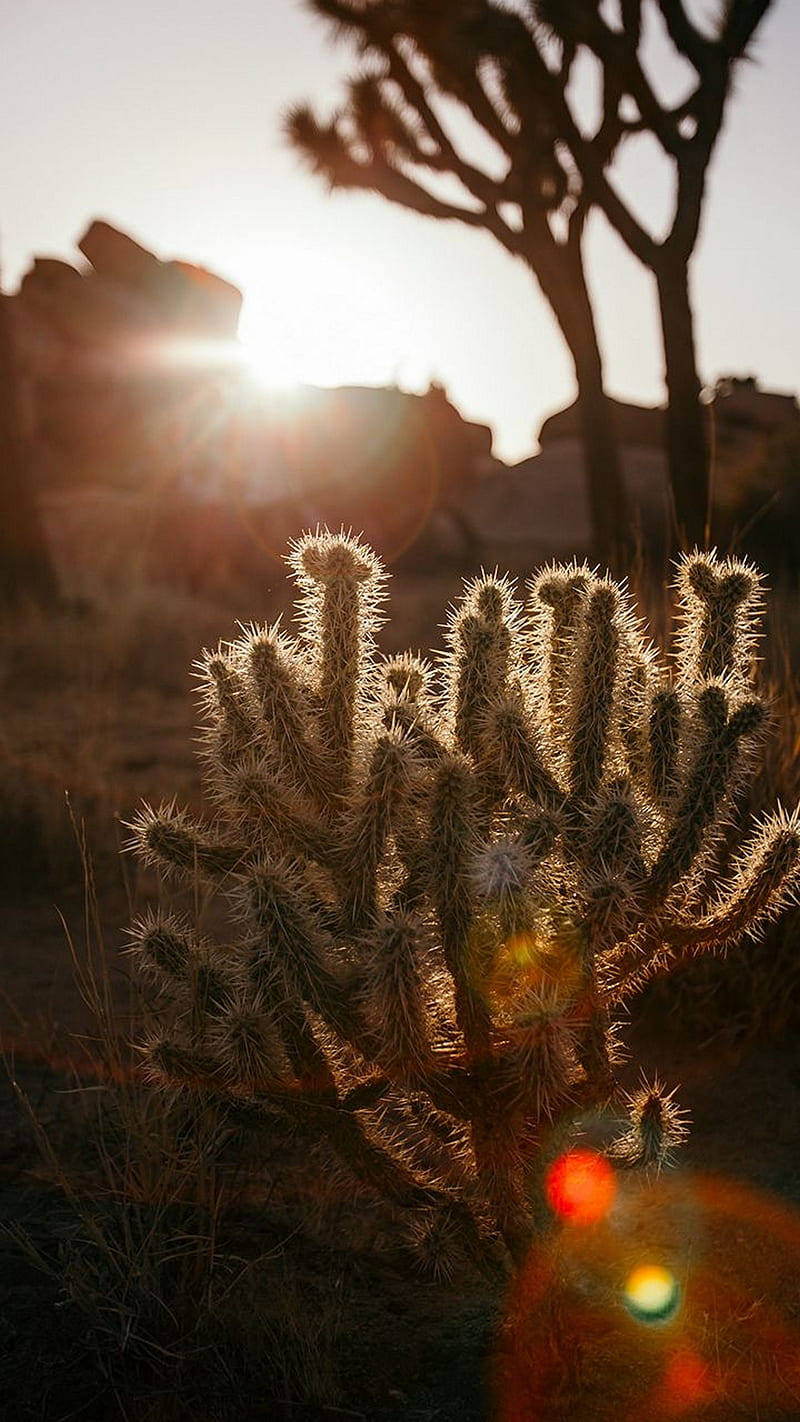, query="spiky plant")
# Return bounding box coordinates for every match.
[125,532,800,1267]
